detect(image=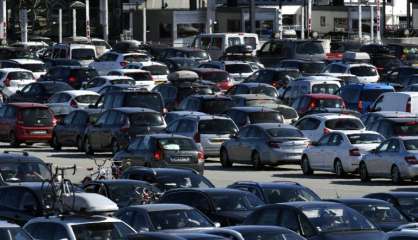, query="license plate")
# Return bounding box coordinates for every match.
[211,139,224,143]
[170,157,190,162]
[31,130,47,135]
